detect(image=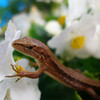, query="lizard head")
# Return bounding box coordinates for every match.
[12,37,49,60]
